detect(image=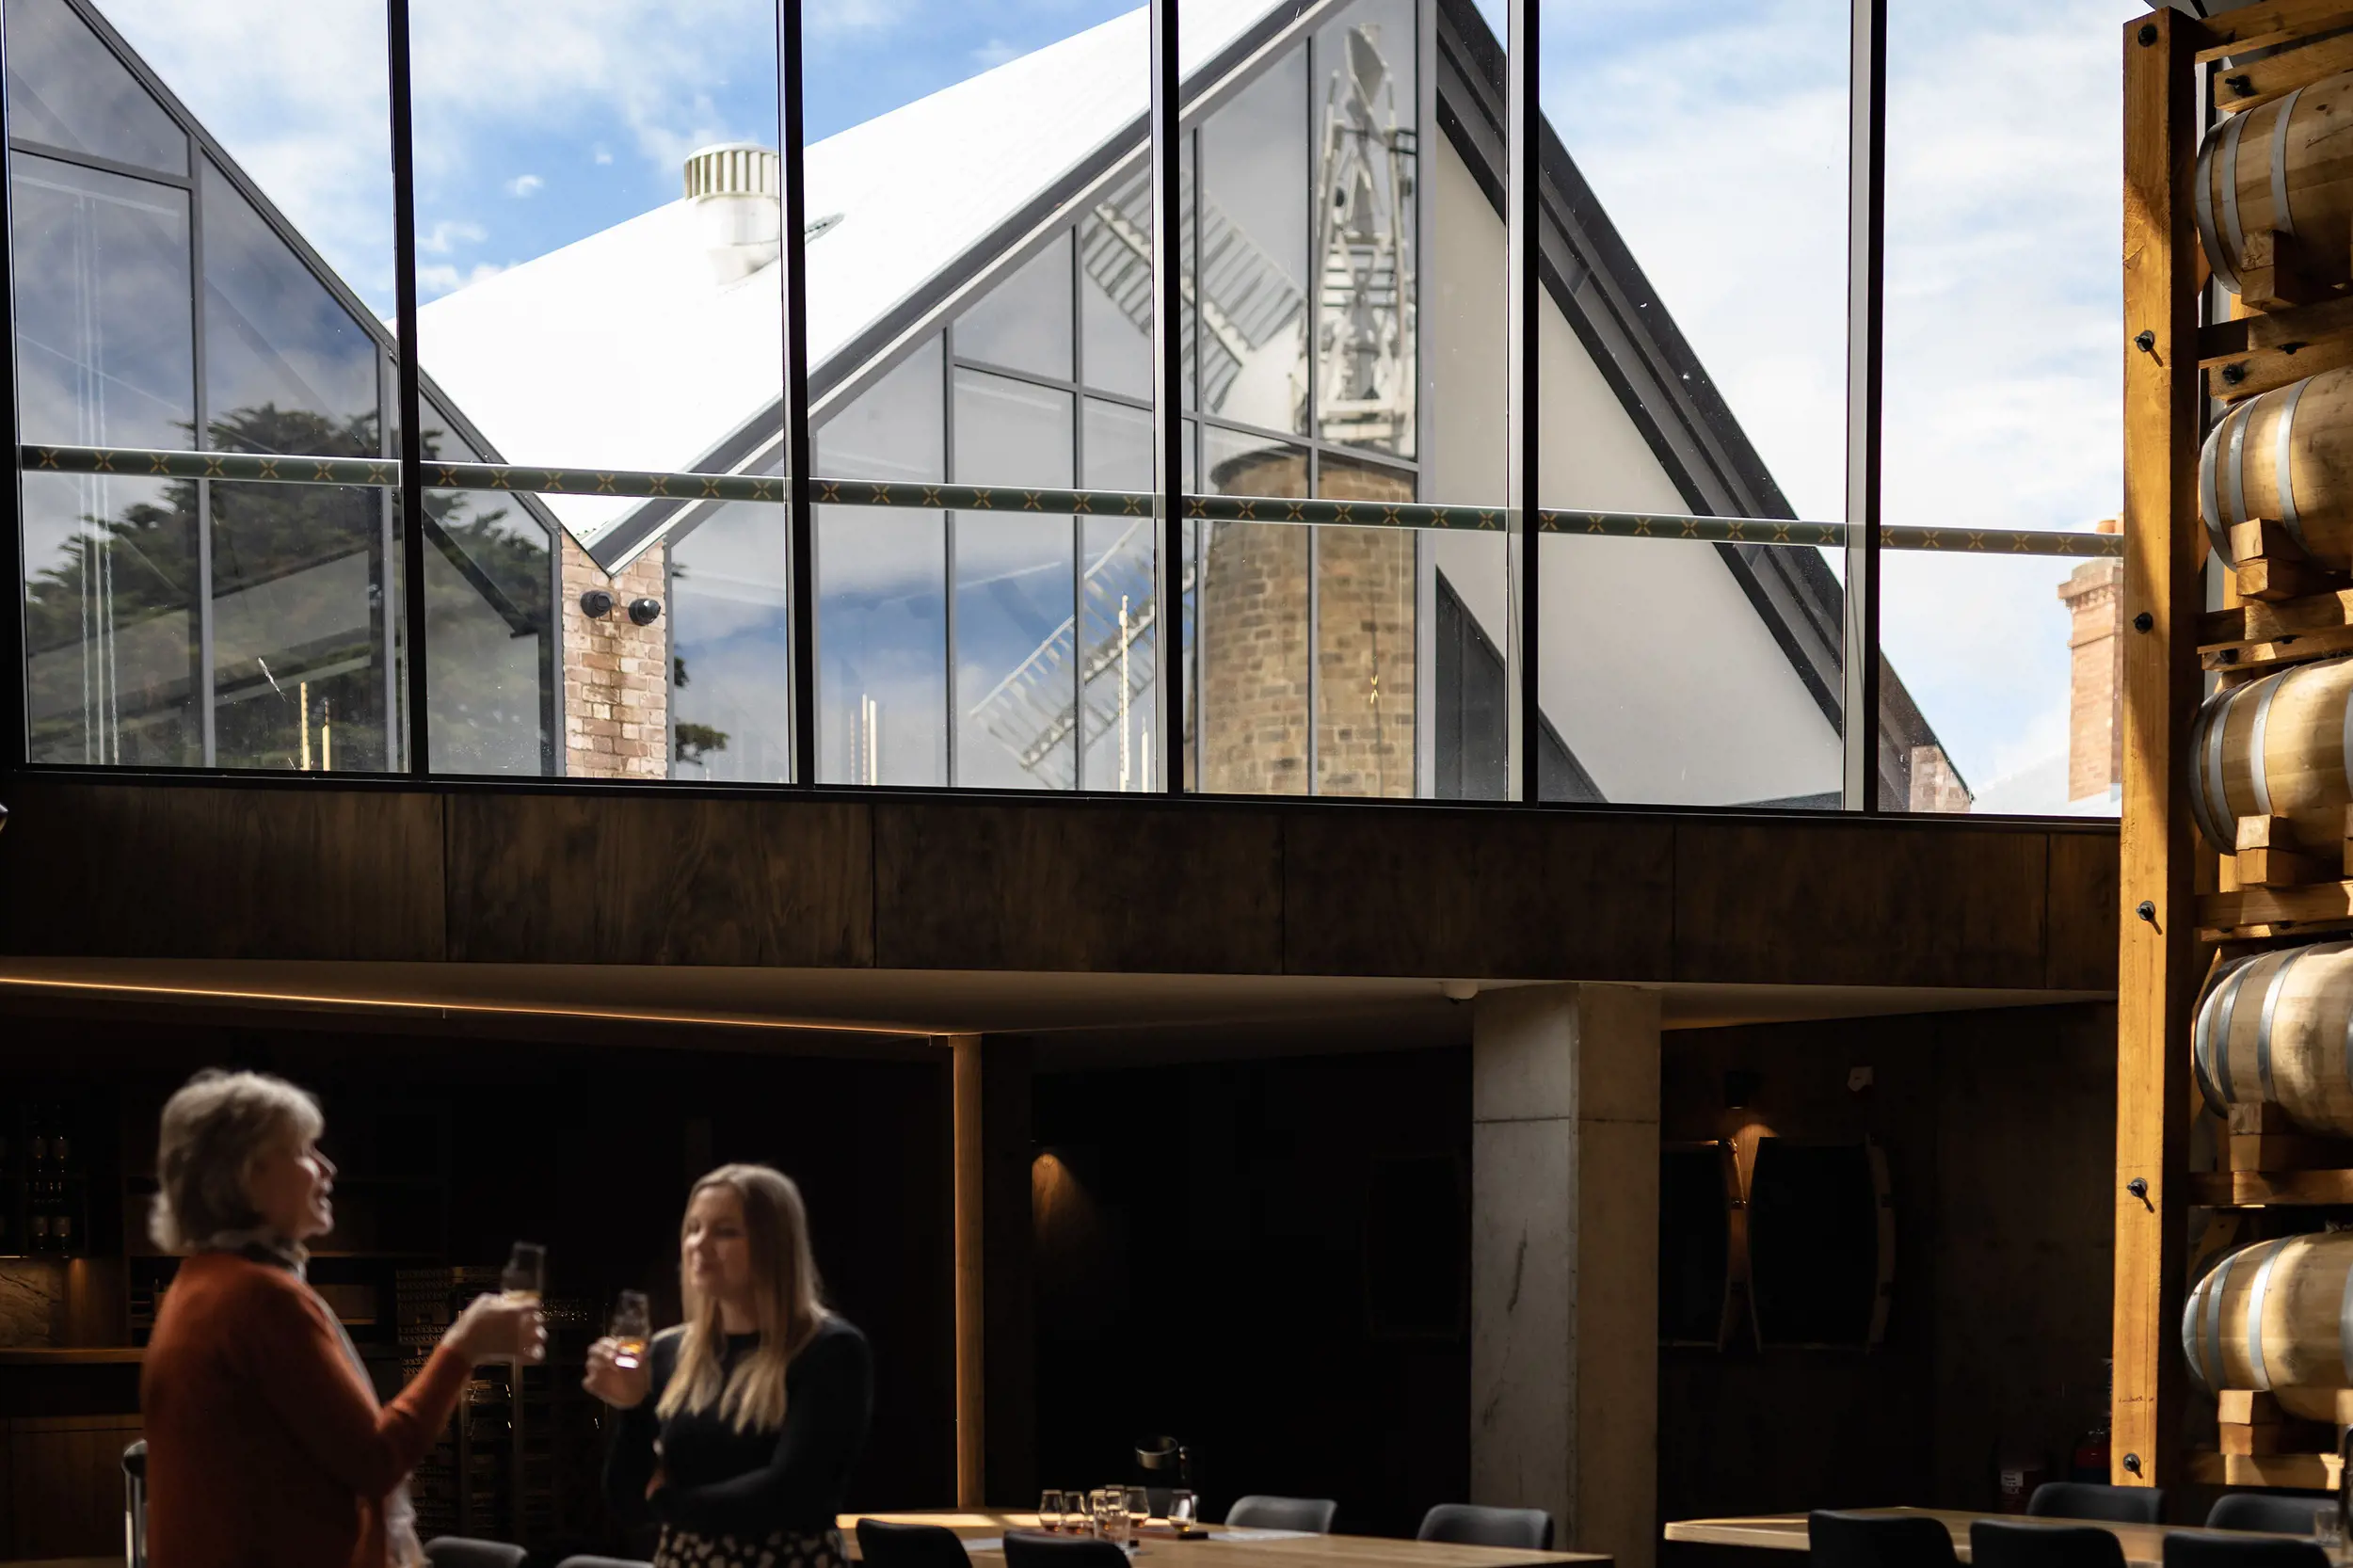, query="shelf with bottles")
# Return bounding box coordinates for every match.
[4,1097,94,1257]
